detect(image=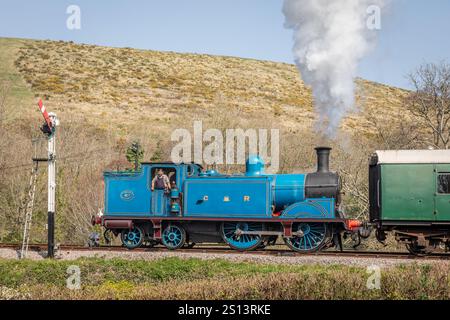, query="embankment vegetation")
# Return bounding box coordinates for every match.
[0,257,449,299]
